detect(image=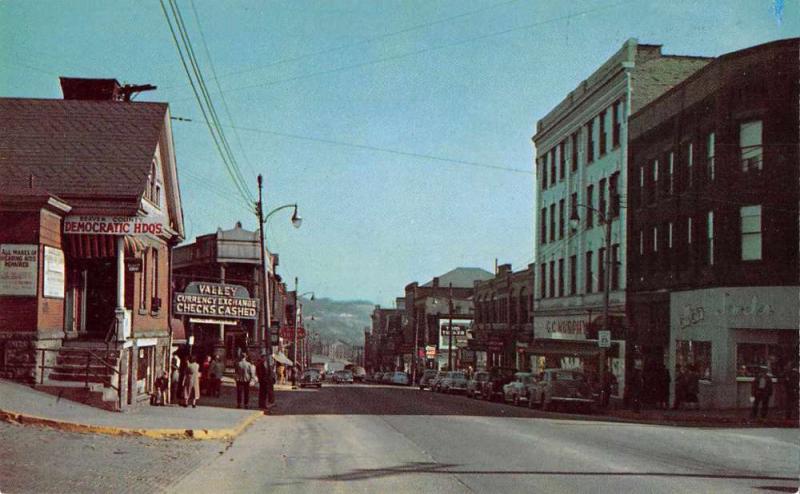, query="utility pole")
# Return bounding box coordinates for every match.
[448,282,454,371]
[412,315,419,385]
[257,175,270,353]
[292,276,299,389]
